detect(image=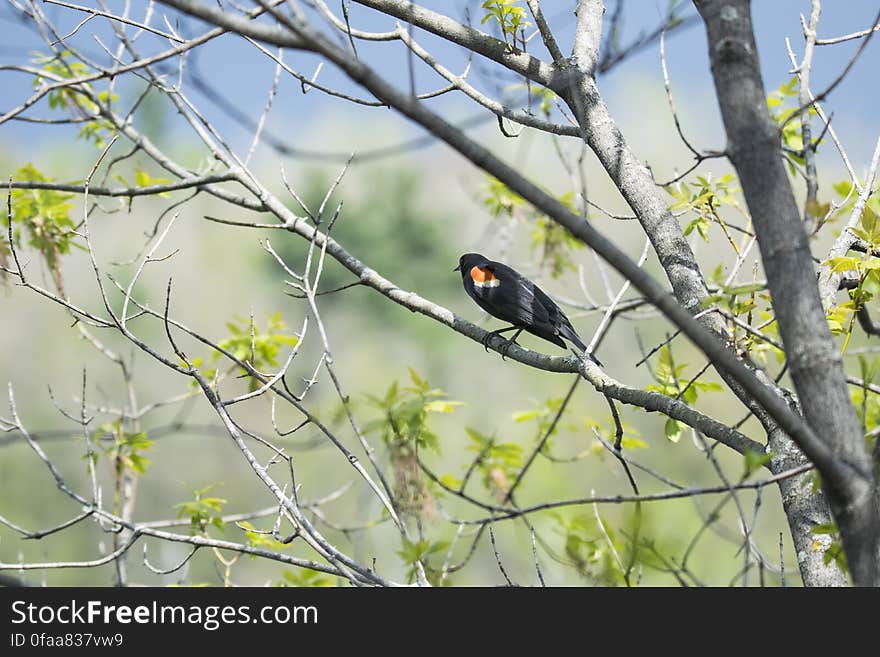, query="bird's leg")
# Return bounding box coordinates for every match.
[482,326,519,352]
[498,328,524,360]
